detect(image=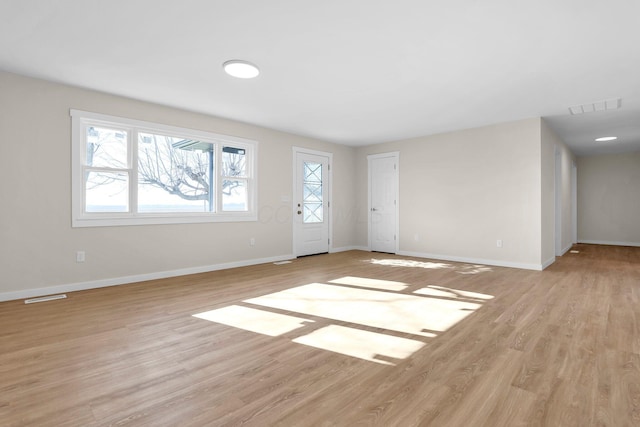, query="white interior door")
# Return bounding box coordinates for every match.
[294,150,330,256]
[369,153,398,253]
